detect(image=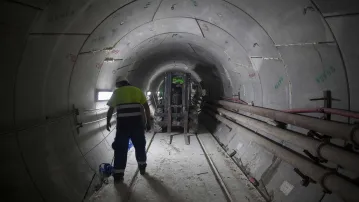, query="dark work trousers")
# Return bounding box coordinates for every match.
[112,116,146,174]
